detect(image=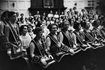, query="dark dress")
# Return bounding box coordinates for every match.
[62,31,73,48]
[30,38,46,70]
[0,24,29,70]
